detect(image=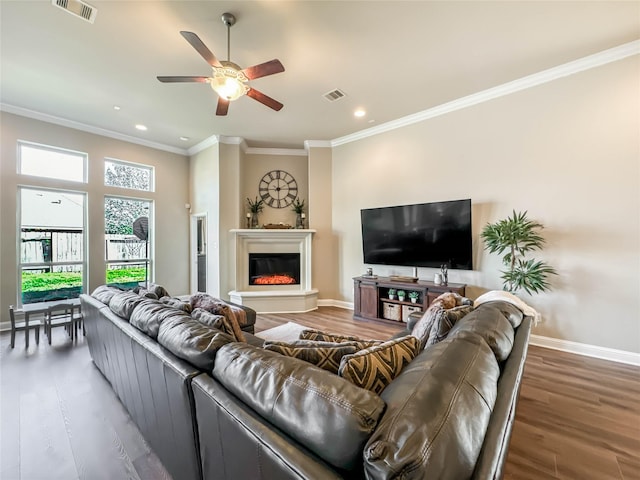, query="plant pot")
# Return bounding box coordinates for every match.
[398,296,405,302]
[388,295,395,300]
[250,213,260,228]
[410,298,417,304]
